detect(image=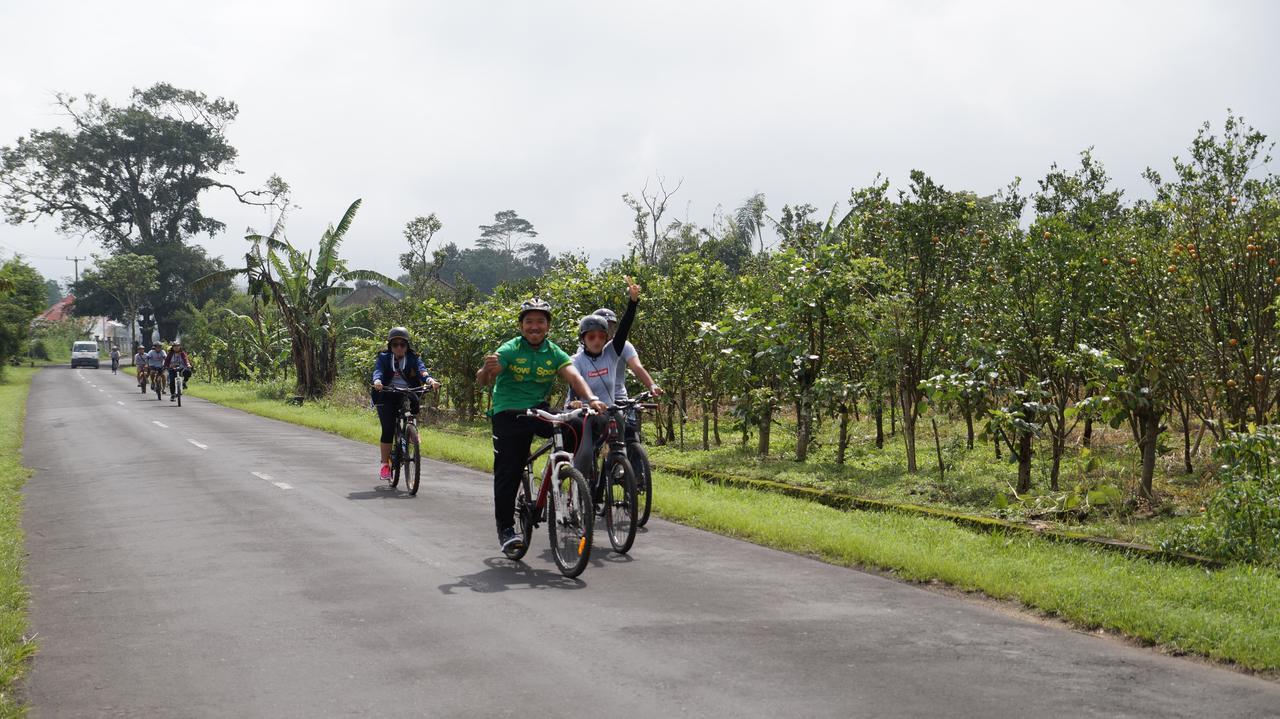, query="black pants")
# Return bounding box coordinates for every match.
[491,406,554,531]
[167,367,191,394]
[375,395,420,443]
[564,413,608,485]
